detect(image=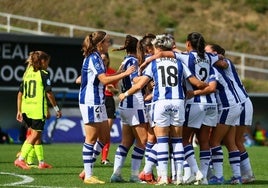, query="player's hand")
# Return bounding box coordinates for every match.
[46,110,51,119]
[124,65,136,76]
[118,93,125,102]
[56,111,62,119]
[16,112,23,123]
